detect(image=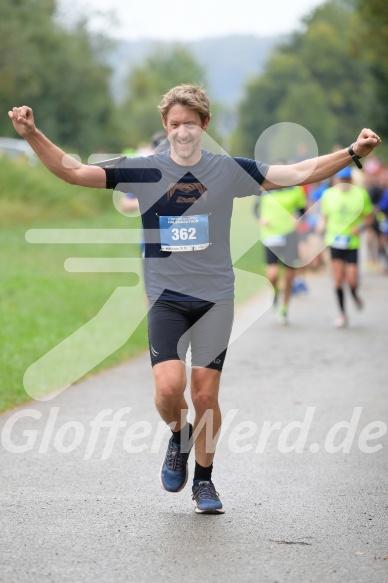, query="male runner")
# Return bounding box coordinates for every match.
[9,84,381,513]
[320,167,374,327]
[253,183,306,324]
